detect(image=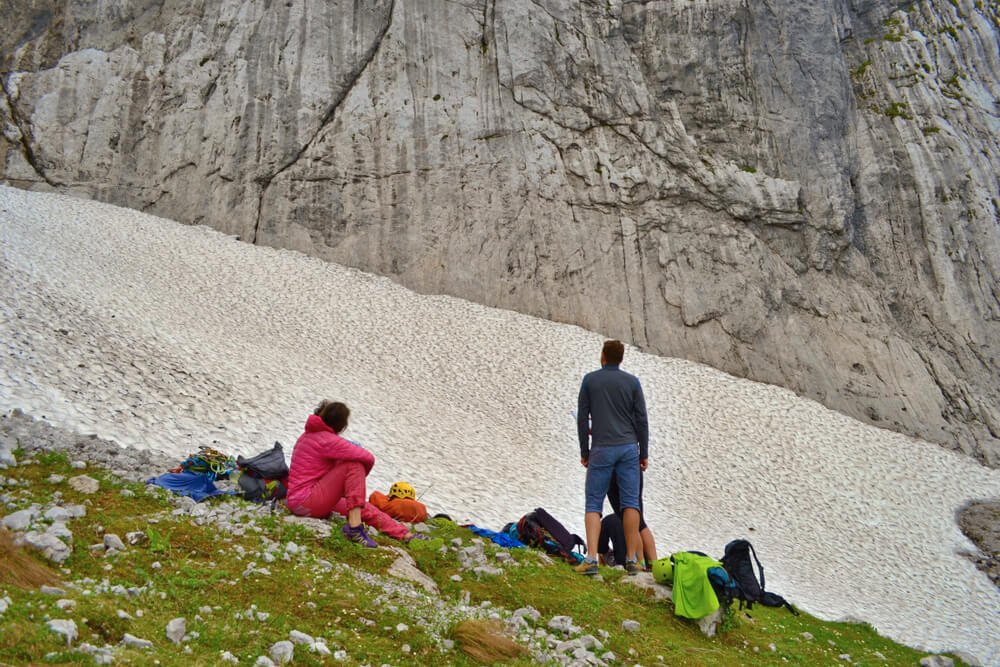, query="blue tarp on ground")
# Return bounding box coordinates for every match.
[465,524,527,548]
[146,471,236,502]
